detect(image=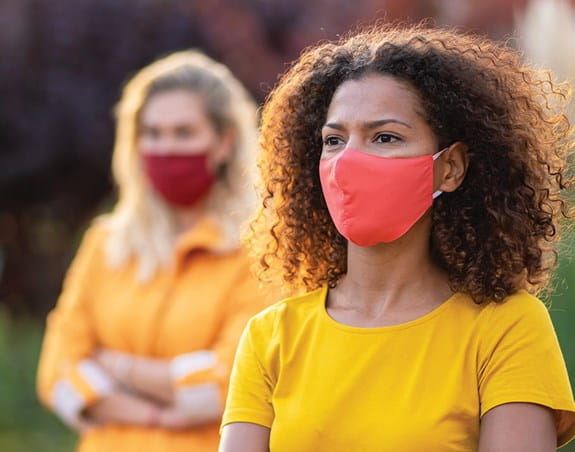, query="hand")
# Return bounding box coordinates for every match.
[85,392,163,427]
[94,349,175,405]
[157,407,194,430]
[67,413,97,434]
[94,348,133,384]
